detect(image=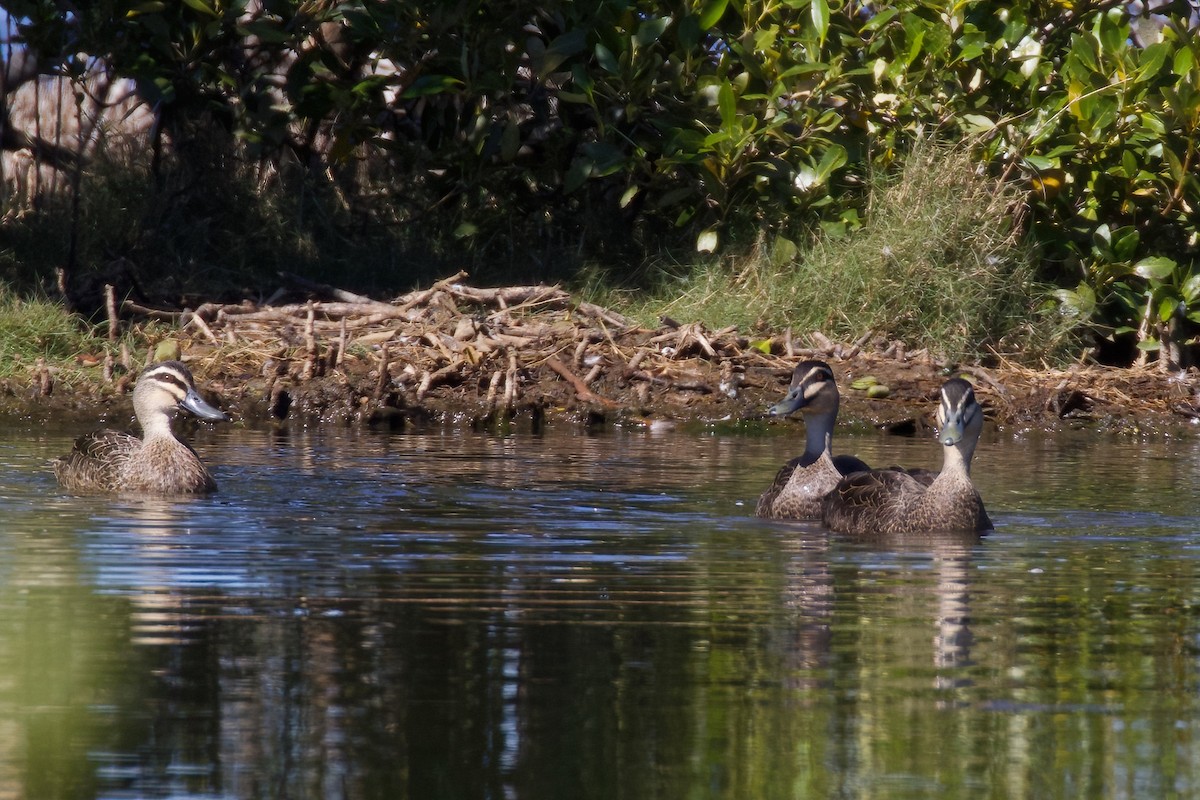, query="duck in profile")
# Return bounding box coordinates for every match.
[756,360,870,520]
[821,377,992,535]
[54,361,231,494]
